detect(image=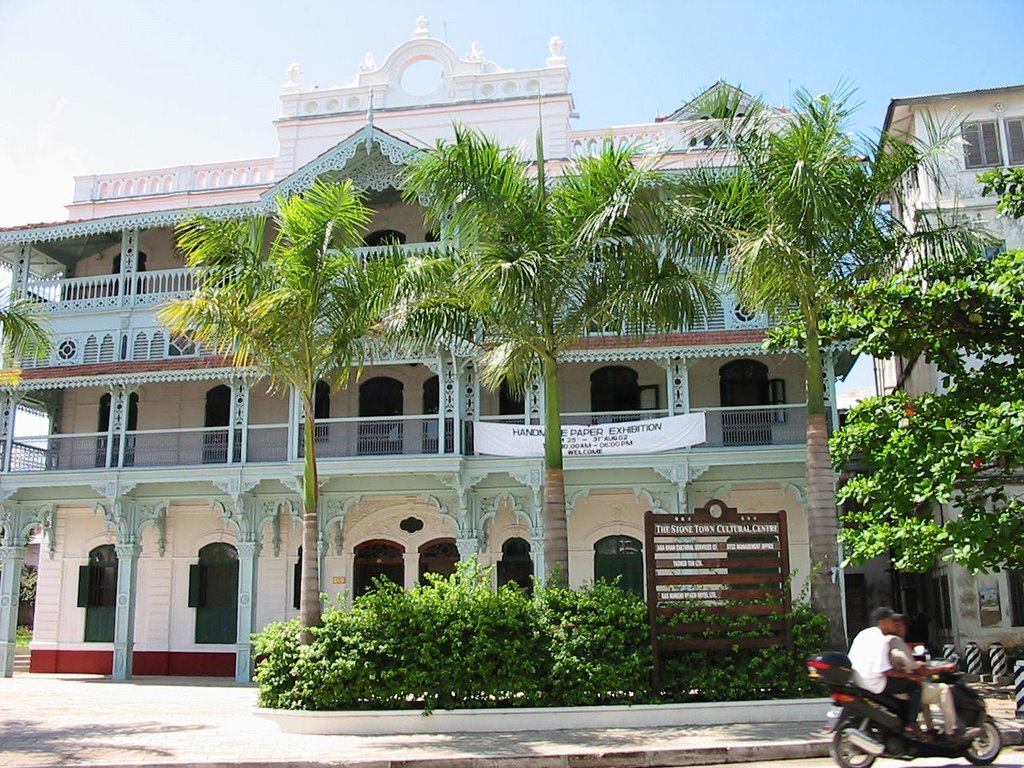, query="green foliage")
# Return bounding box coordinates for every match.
[253,561,828,711]
[15,626,31,648]
[978,166,1024,219]
[19,565,37,603]
[828,249,1024,572]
